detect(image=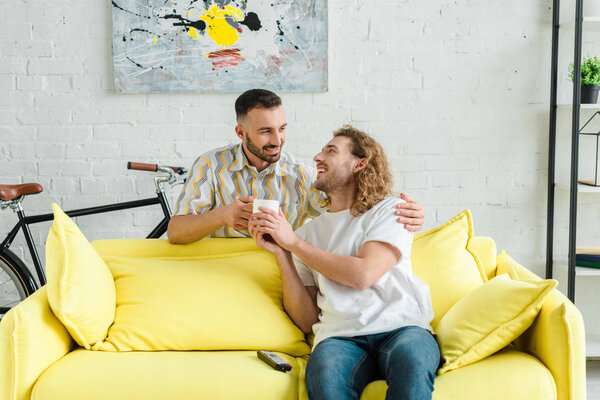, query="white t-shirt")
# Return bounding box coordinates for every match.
[293,197,434,348]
